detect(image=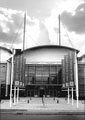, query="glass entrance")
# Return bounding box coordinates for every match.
[25,64,62,85]
[39,87,45,97]
[25,64,62,97]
